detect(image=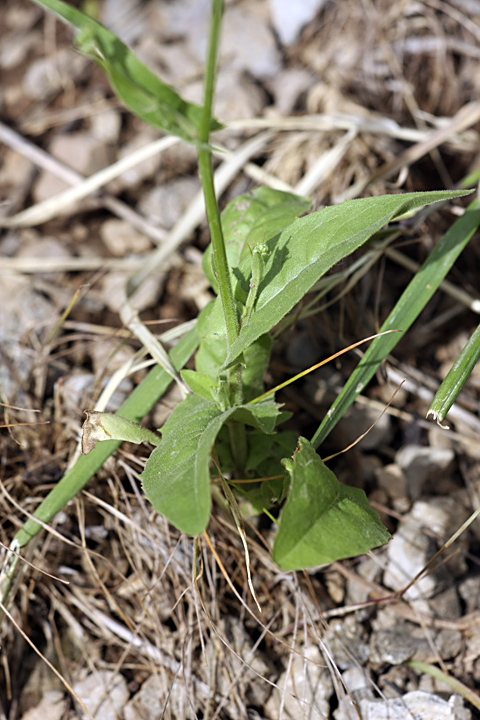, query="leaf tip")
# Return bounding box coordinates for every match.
[426,409,450,430]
